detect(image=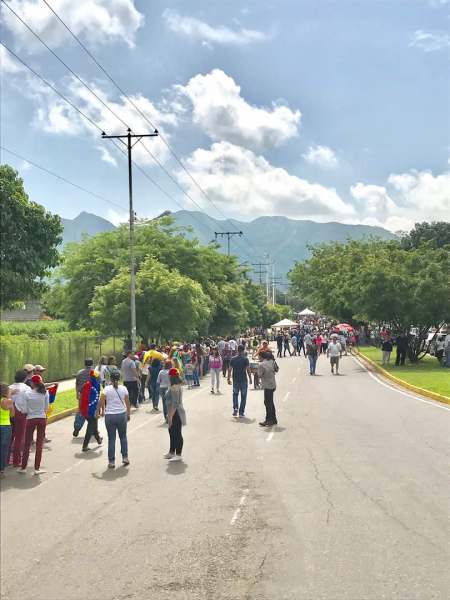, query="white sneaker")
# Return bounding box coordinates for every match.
[168,455,182,462]
[163,452,174,459]
[17,468,26,474]
[34,469,46,475]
